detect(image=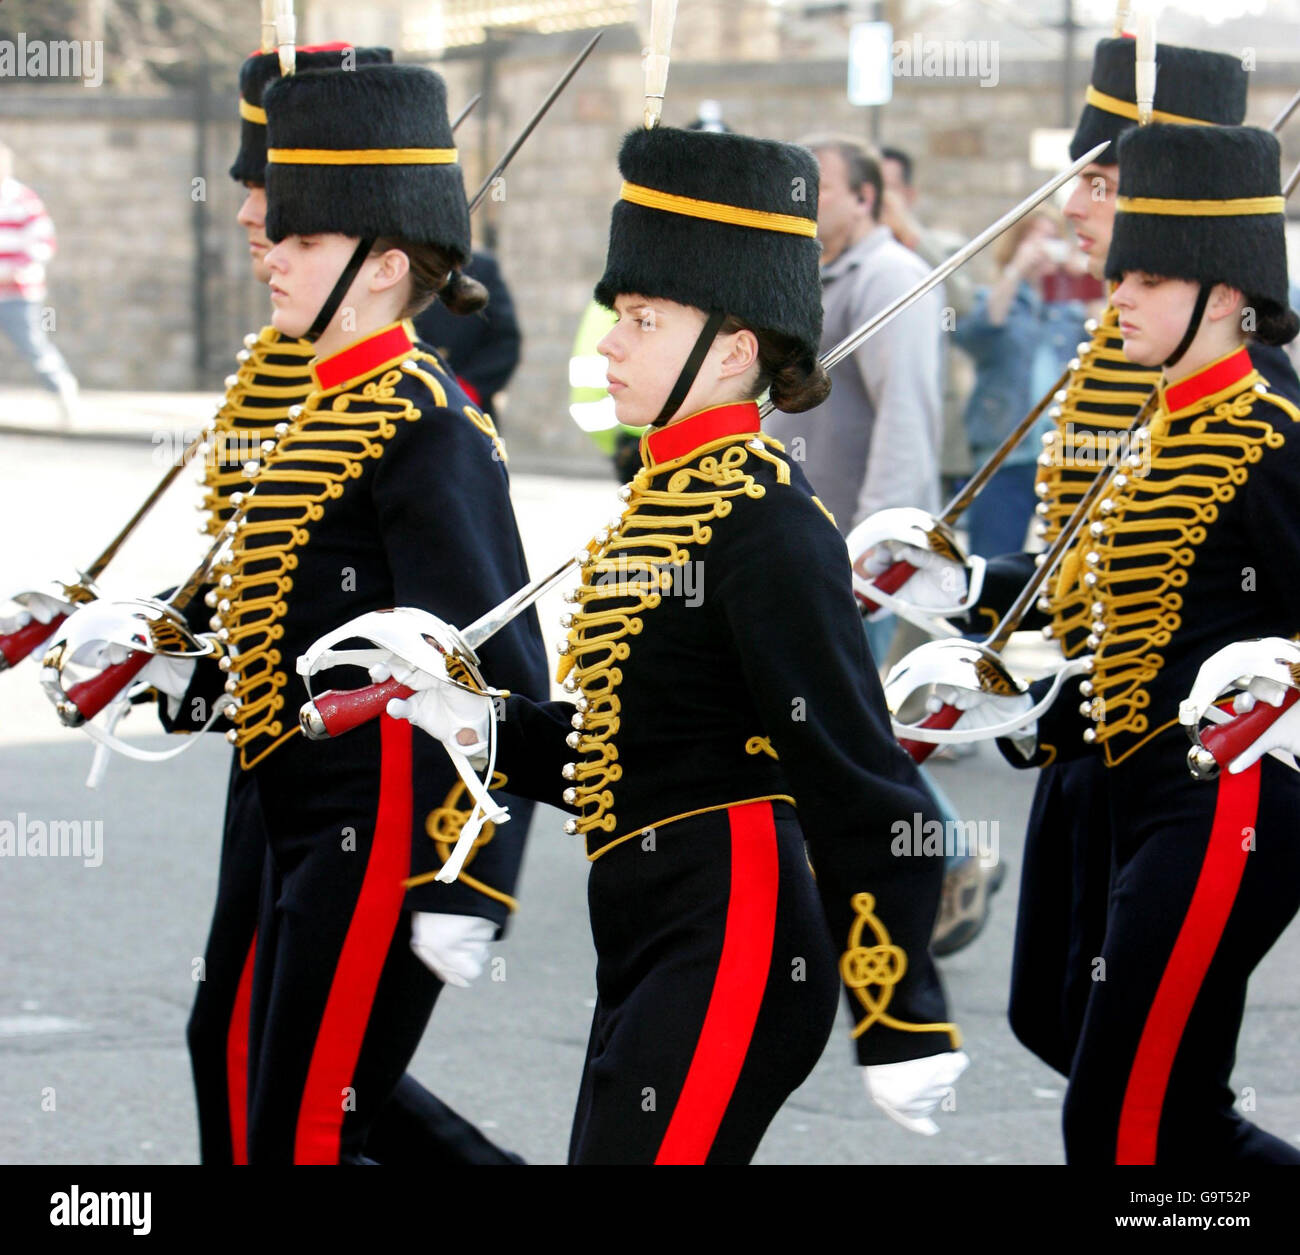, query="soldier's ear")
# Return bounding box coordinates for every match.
[370,246,411,295]
[717,327,758,379]
[1206,283,1245,326]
